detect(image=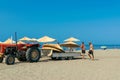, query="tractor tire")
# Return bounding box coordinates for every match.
[26,47,41,62]
[16,51,27,62]
[0,57,3,63]
[5,54,15,65]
